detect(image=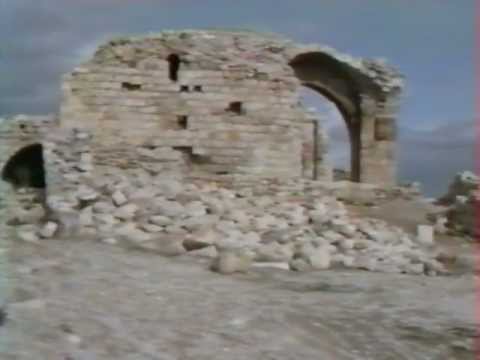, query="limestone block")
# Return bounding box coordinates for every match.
[308,247,331,270]
[17,229,40,243]
[417,225,434,246]
[210,249,253,274]
[149,215,173,227]
[39,222,58,239]
[255,242,294,262]
[112,190,128,206]
[114,204,139,220]
[153,200,185,218]
[140,223,164,233]
[188,245,218,258]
